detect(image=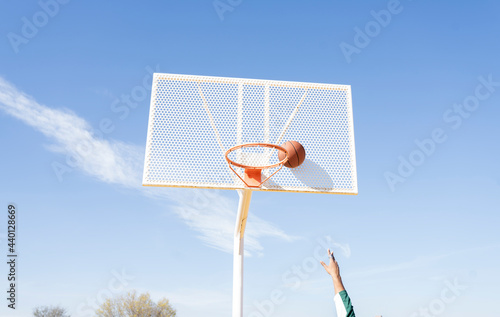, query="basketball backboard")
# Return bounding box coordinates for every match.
[143,73,358,195]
